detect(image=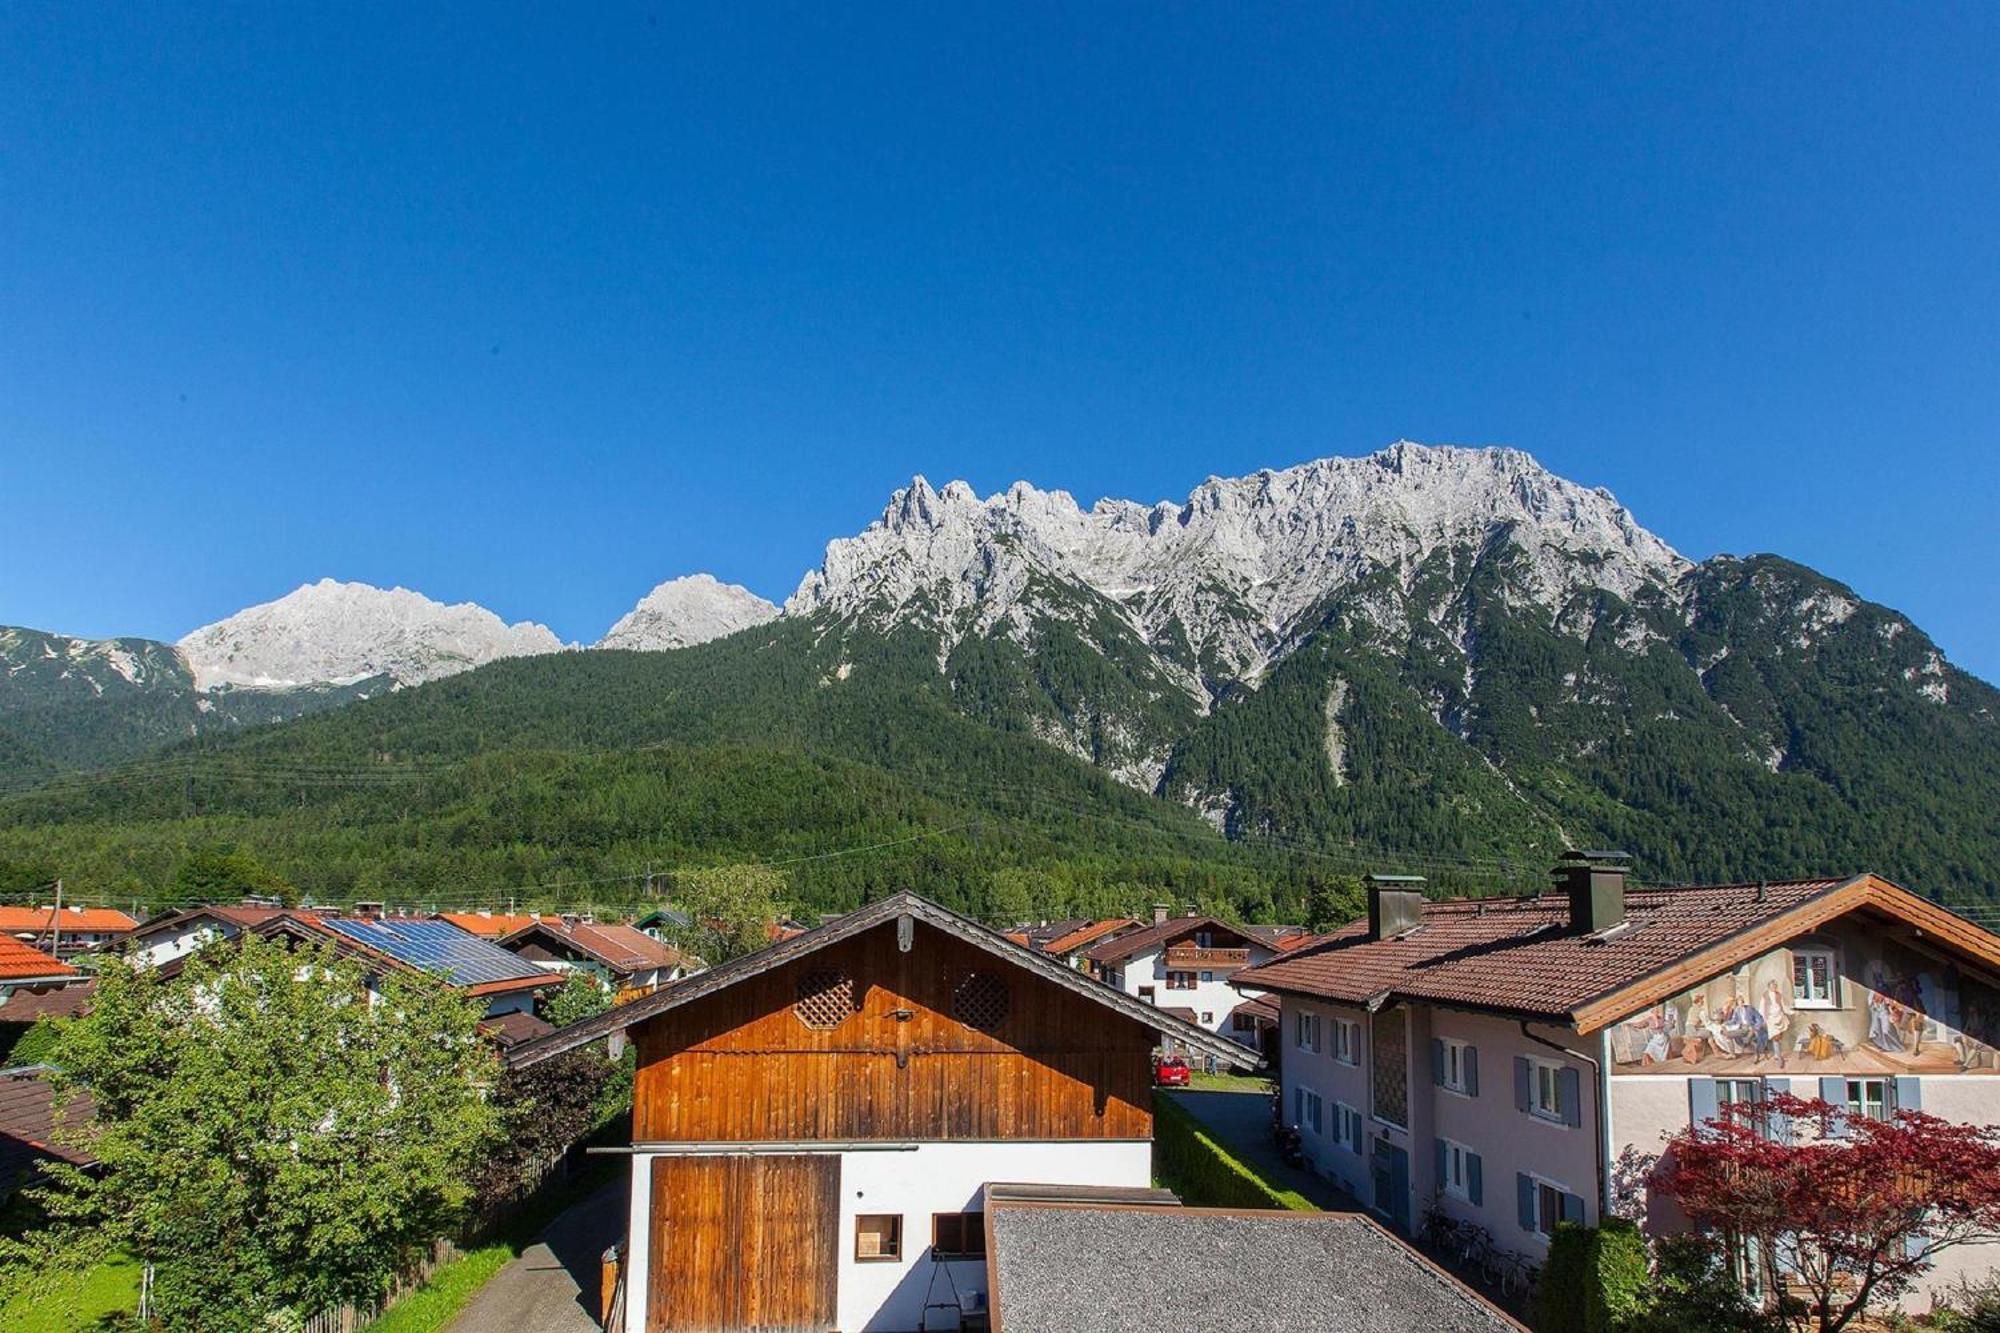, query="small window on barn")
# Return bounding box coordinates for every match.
[952,972,1010,1033]
[855,1213,902,1262]
[793,969,858,1030]
[932,1211,986,1259]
